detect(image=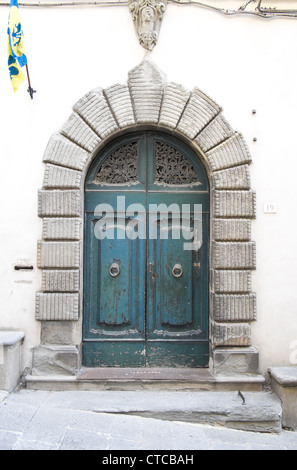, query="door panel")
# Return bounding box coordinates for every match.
[83,212,146,366]
[147,195,209,367]
[83,131,210,368]
[146,342,209,368]
[83,194,146,367]
[97,221,143,328]
[148,218,195,328]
